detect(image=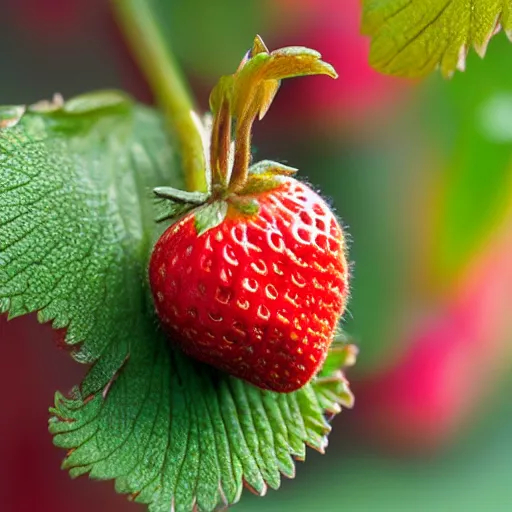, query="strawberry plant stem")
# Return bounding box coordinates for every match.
[111,0,207,193]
